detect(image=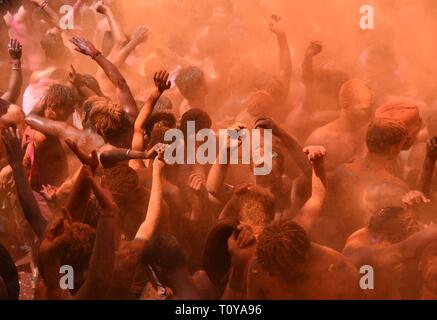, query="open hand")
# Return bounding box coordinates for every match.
[70,37,101,58]
[8,39,22,60]
[154,70,171,93]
